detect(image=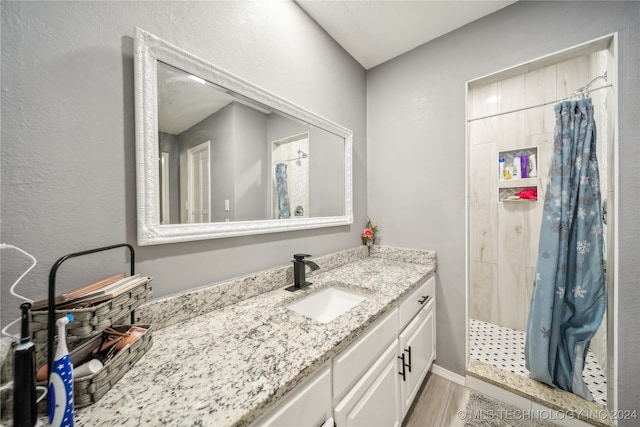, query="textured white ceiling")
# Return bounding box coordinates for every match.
[296,0,517,69]
[157,62,234,135]
[157,62,270,135]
